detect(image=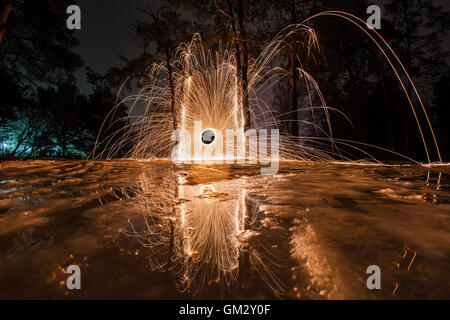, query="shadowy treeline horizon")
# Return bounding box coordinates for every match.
[0,0,449,162]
